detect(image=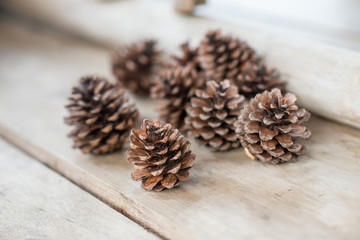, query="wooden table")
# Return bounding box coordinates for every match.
[0,138,158,239]
[1,3,360,240]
